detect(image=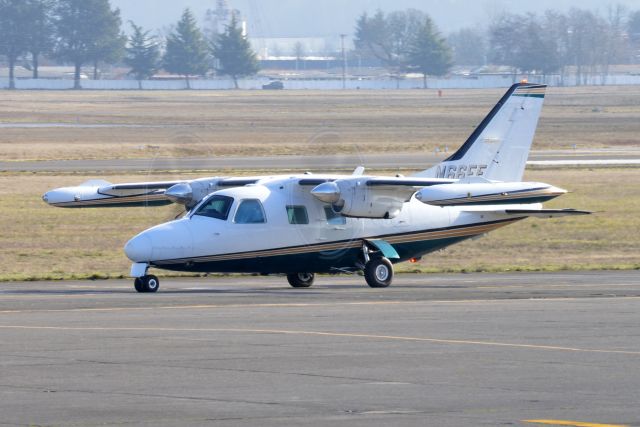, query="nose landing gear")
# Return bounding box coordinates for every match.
[131,263,159,293]
[134,275,160,293]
